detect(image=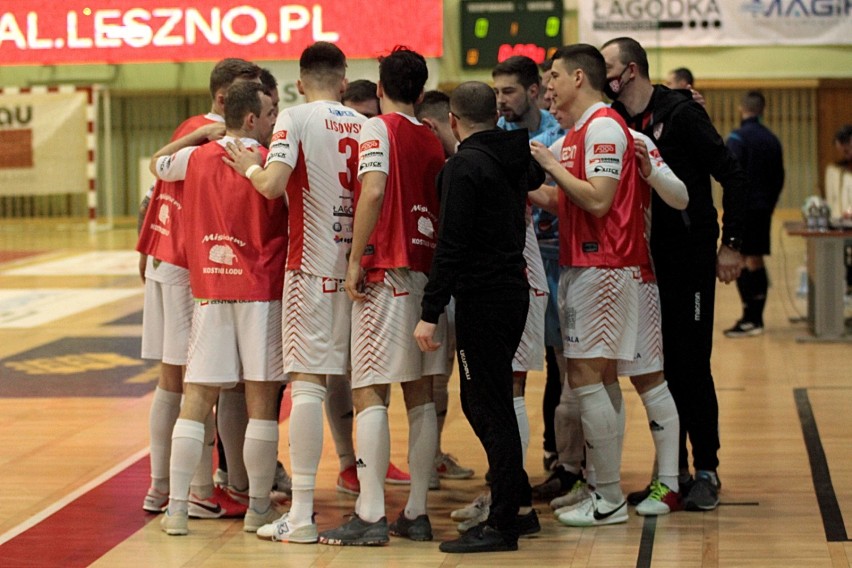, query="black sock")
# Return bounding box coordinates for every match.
[735,270,753,322]
[745,268,768,326]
